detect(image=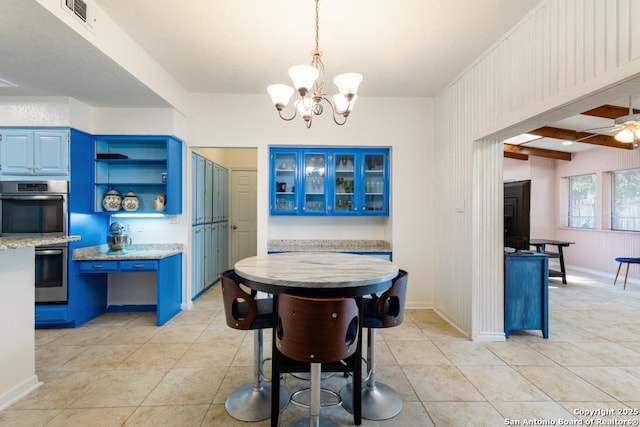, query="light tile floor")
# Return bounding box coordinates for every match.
[2,268,640,426]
